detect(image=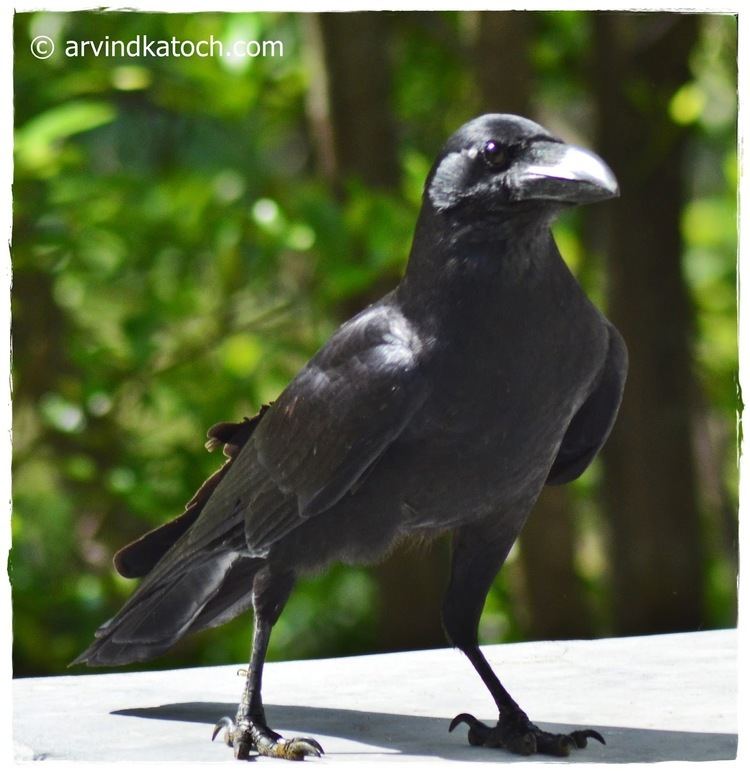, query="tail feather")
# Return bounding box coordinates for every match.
[73,408,272,669]
[186,557,261,634]
[73,552,240,667]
